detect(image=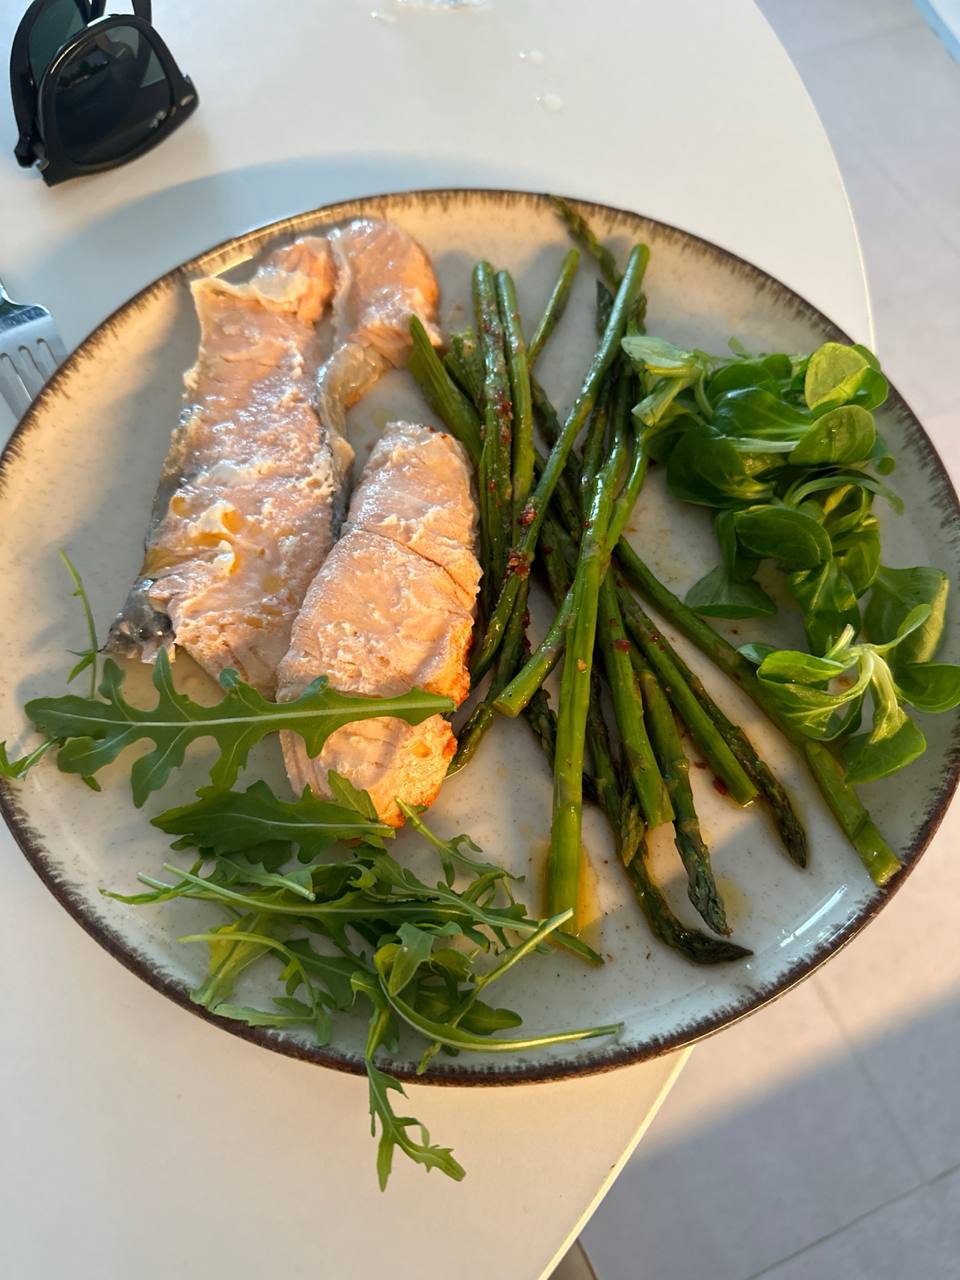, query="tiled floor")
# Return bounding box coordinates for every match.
[582,3,960,1277]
